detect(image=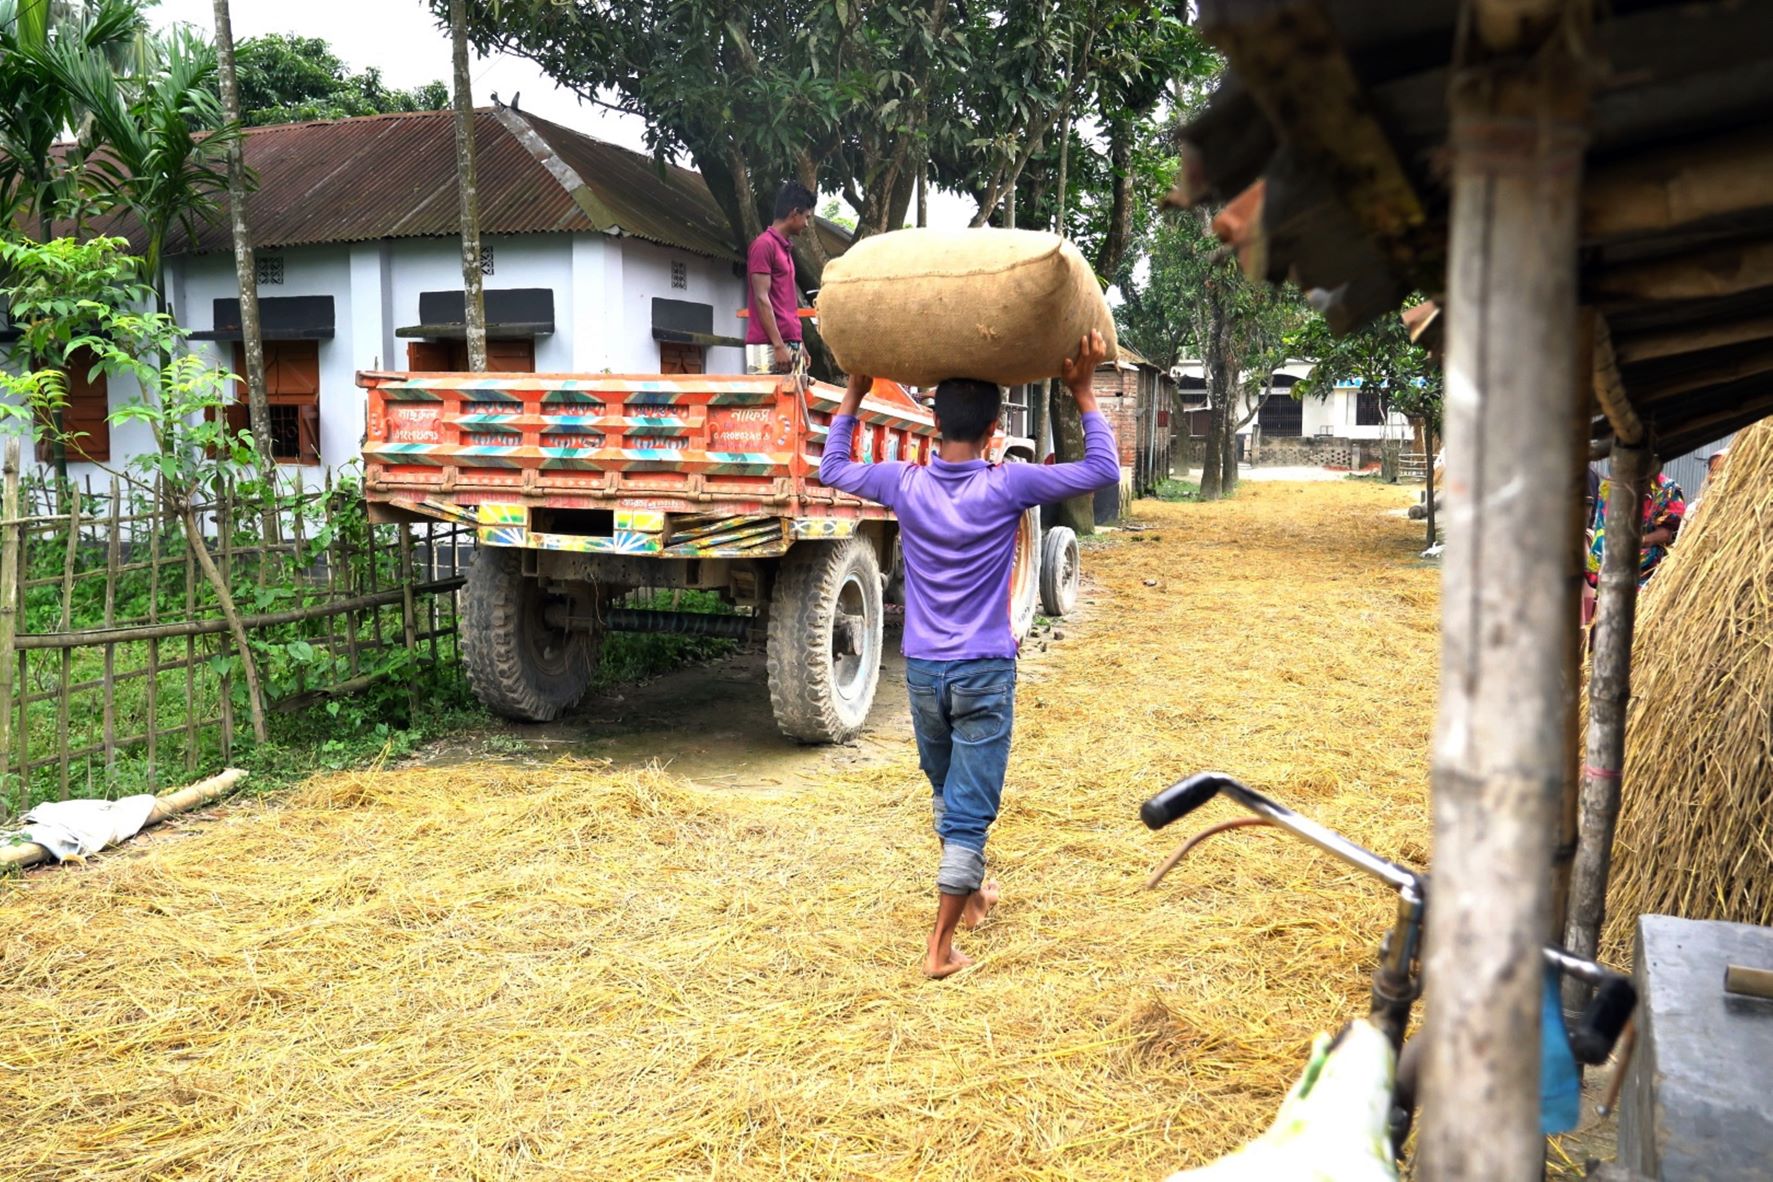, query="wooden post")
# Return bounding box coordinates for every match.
[1420,16,1590,1180]
[0,439,19,817]
[1564,437,1650,998]
[1551,319,1597,938]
